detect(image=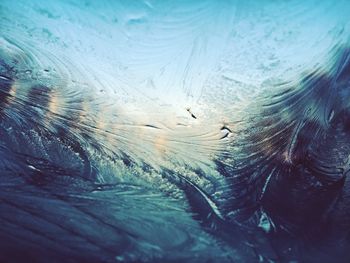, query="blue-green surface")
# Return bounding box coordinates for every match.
[1,1,350,262]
